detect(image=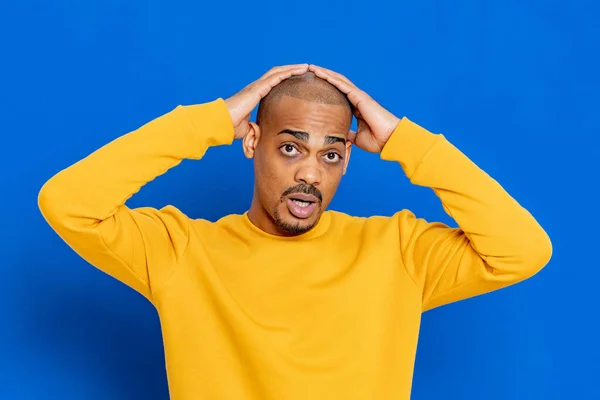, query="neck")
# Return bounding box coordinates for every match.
[247,197,291,237]
[247,194,328,238]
